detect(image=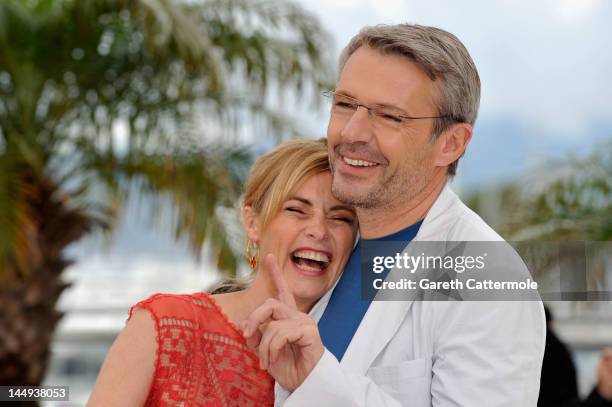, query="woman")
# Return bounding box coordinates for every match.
[87,139,358,406]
